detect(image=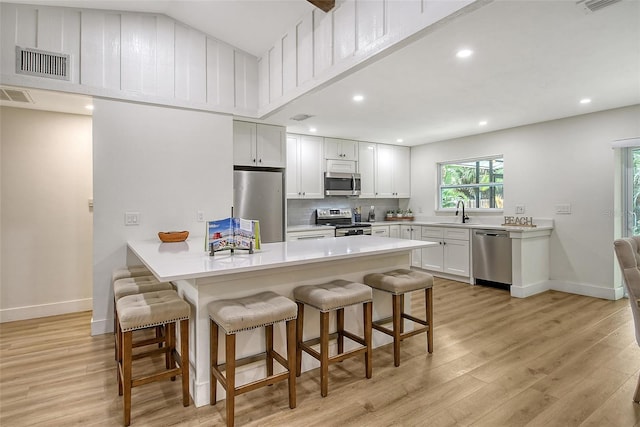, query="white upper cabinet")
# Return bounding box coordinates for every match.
[375,144,411,198]
[233,121,285,168]
[324,138,358,161]
[286,134,324,199]
[358,142,377,198]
